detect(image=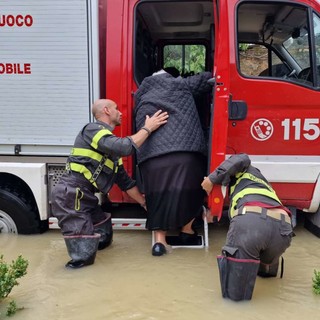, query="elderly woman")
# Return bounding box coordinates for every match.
[134,68,212,256]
